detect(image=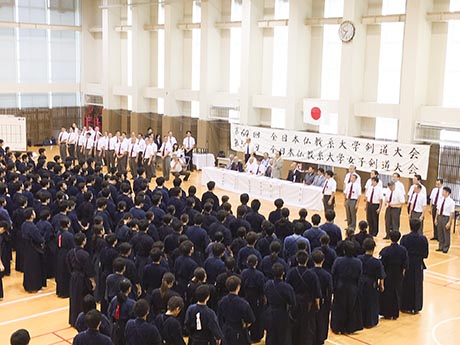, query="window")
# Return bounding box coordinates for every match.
[271,0,288,97]
[375,117,398,141]
[443,0,460,107]
[191,0,201,91]
[50,31,79,82]
[18,0,47,24]
[229,0,242,93]
[157,2,165,114]
[0,29,17,82]
[319,0,343,134]
[18,28,48,83]
[49,0,80,26]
